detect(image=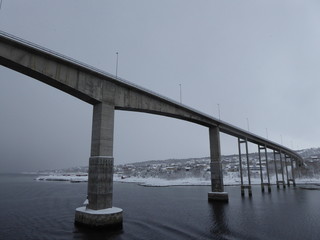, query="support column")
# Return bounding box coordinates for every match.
[291,158,296,186]
[238,138,252,197]
[258,146,264,192]
[238,139,244,195]
[264,145,272,192]
[284,155,290,186]
[279,151,286,188]
[274,150,279,188]
[258,145,271,193]
[208,126,228,202]
[75,102,123,228]
[287,156,296,186]
[274,151,285,189]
